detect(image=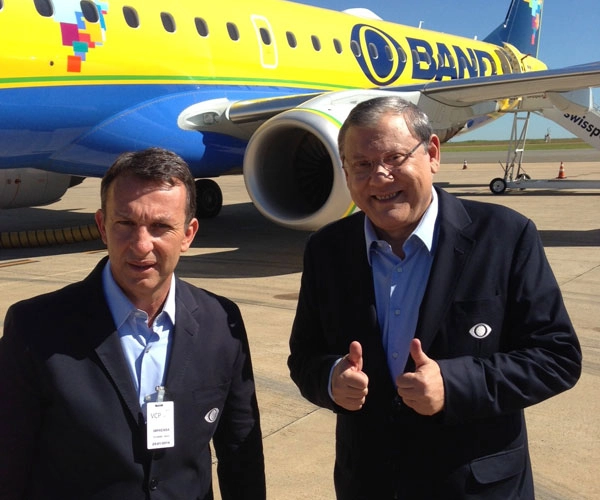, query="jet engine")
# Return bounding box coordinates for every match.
[242,89,434,231]
[243,106,355,231]
[0,168,79,209]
